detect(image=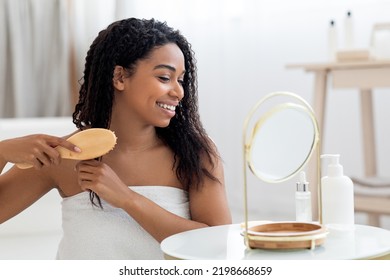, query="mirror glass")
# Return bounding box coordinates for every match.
[247,103,317,182]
